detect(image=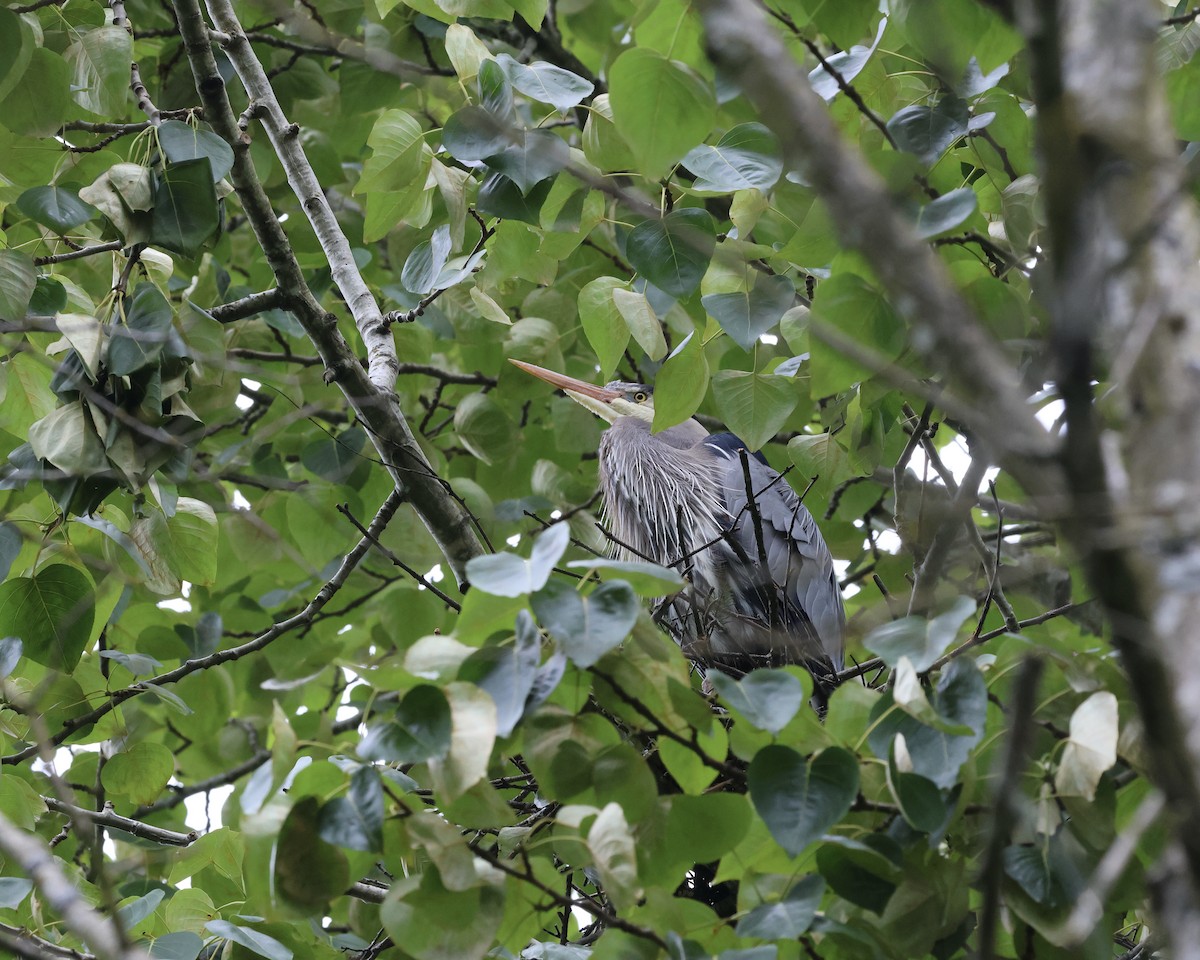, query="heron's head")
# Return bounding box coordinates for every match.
[510,360,654,425]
